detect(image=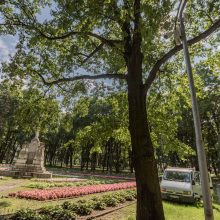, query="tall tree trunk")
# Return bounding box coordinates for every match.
[124,1,164,219]
[69,147,73,168]
[80,149,85,171]
[91,152,97,172]
[128,74,165,219]
[115,143,121,173]
[109,139,113,174]
[128,150,134,173]
[127,64,164,220]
